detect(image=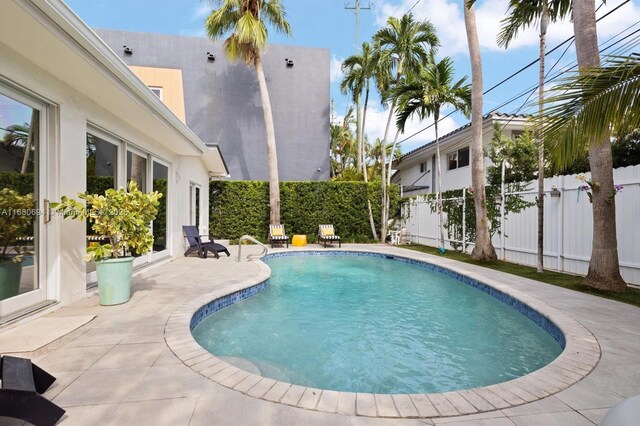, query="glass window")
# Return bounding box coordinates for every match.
[127,151,147,192]
[149,87,162,100]
[87,133,117,193]
[152,162,168,252]
[458,147,470,168]
[448,152,458,170]
[419,162,427,173]
[0,91,39,300]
